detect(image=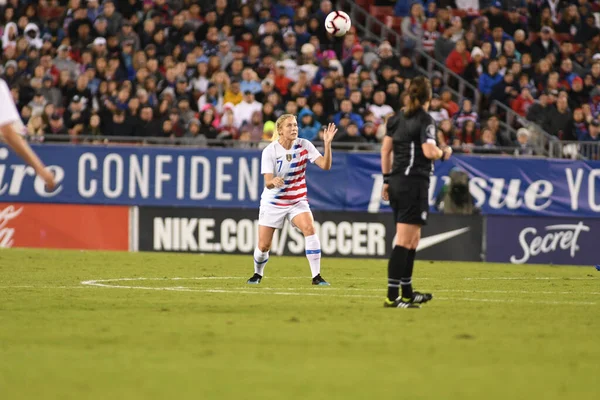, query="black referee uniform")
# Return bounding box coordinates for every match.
[385,108,437,225]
